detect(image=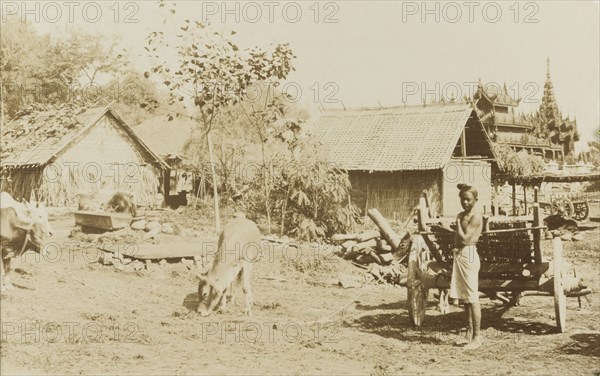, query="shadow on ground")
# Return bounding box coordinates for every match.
[557,333,600,357]
[350,303,559,344]
[183,292,198,311]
